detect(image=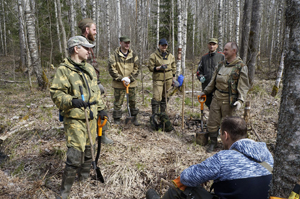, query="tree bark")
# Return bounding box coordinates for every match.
[24,0,45,89]
[117,0,122,39]
[247,0,262,86]
[171,0,174,54]
[54,0,62,55]
[91,0,96,22]
[240,0,252,62]
[81,0,86,18]
[181,0,188,76]
[2,0,7,56]
[218,0,223,51]
[56,0,68,58]
[176,0,182,76]
[17,0,26,70]
[69,0,75,37]
[236,0,240,45]
[105,0,111,58]
[269,1,300,196]
[156,0,160,46]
